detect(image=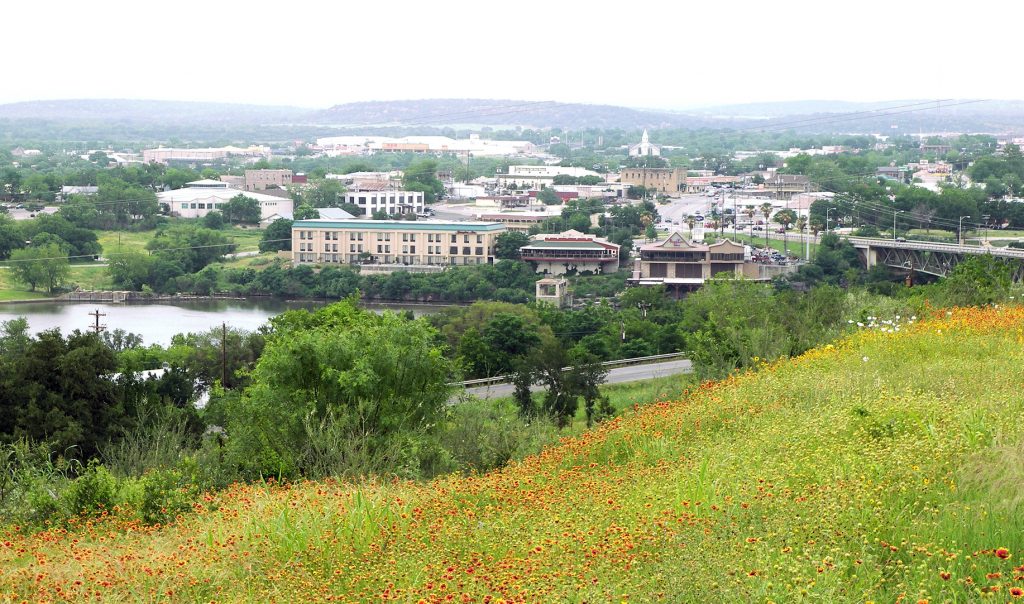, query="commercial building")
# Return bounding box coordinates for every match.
[342,190,425,216]
[315,134,537,157]
[629,232,798,296]
[143,145,270,165]
[157,179,293,221]
[497,165,603,190]
[244,169,293,191]
[477,213,548,233]
[520,230,620,275]
[292,219,506,269]
[619,168,686,194]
